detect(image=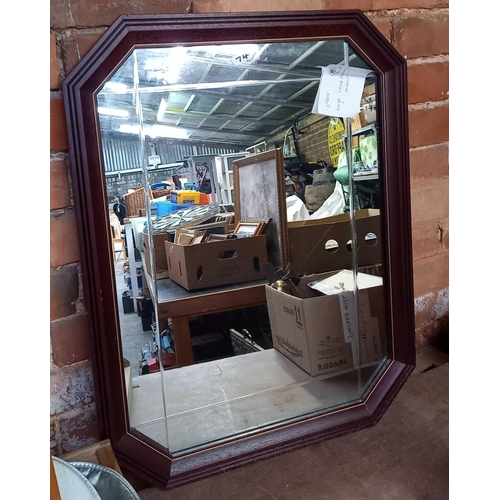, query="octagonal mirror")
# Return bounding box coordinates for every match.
[63,11,414,487]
